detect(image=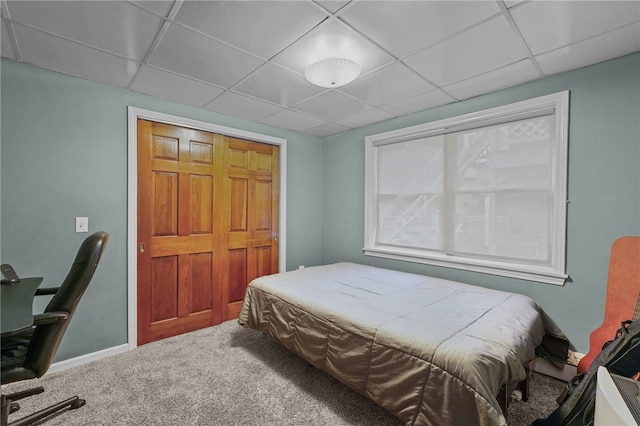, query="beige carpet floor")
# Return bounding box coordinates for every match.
[2,320,566,425]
